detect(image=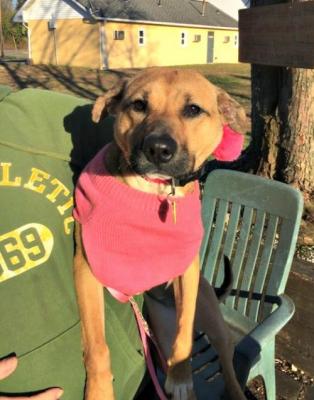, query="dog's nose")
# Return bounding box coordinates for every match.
[142,134,177,164]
